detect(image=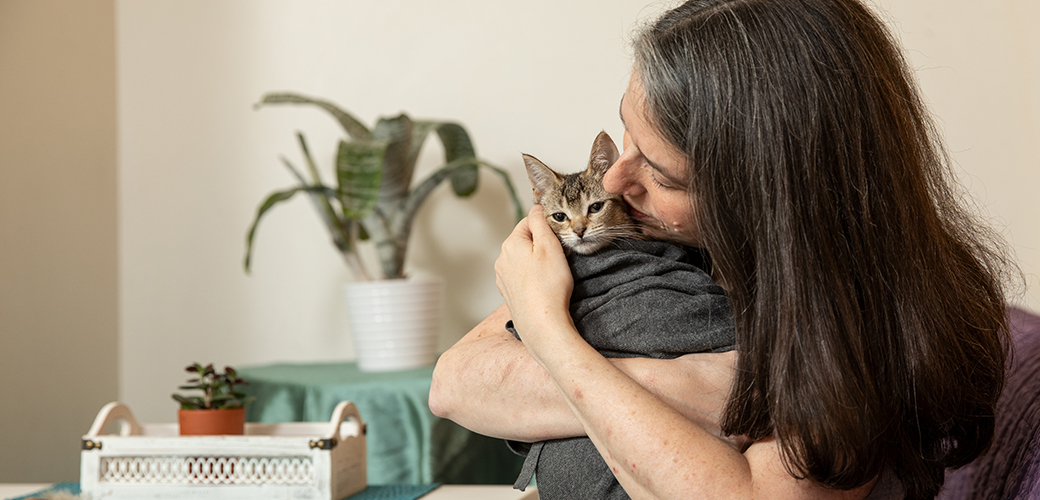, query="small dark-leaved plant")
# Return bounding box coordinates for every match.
[172,363,256,410]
